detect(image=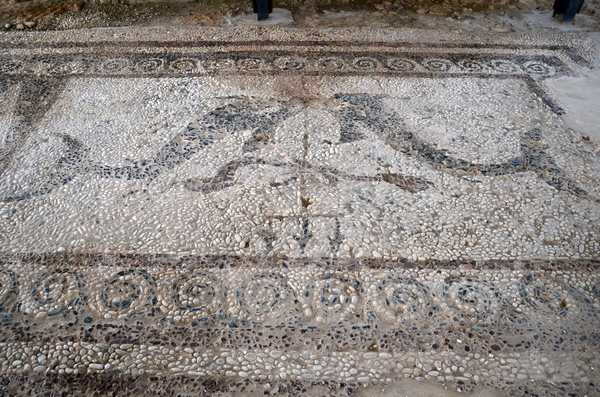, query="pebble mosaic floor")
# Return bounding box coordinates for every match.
[0,28,599,396]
